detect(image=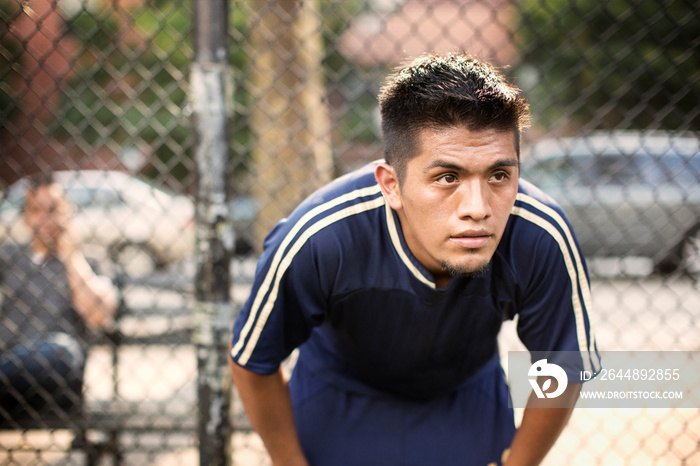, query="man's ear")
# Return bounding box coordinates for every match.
[375,163,403,211]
